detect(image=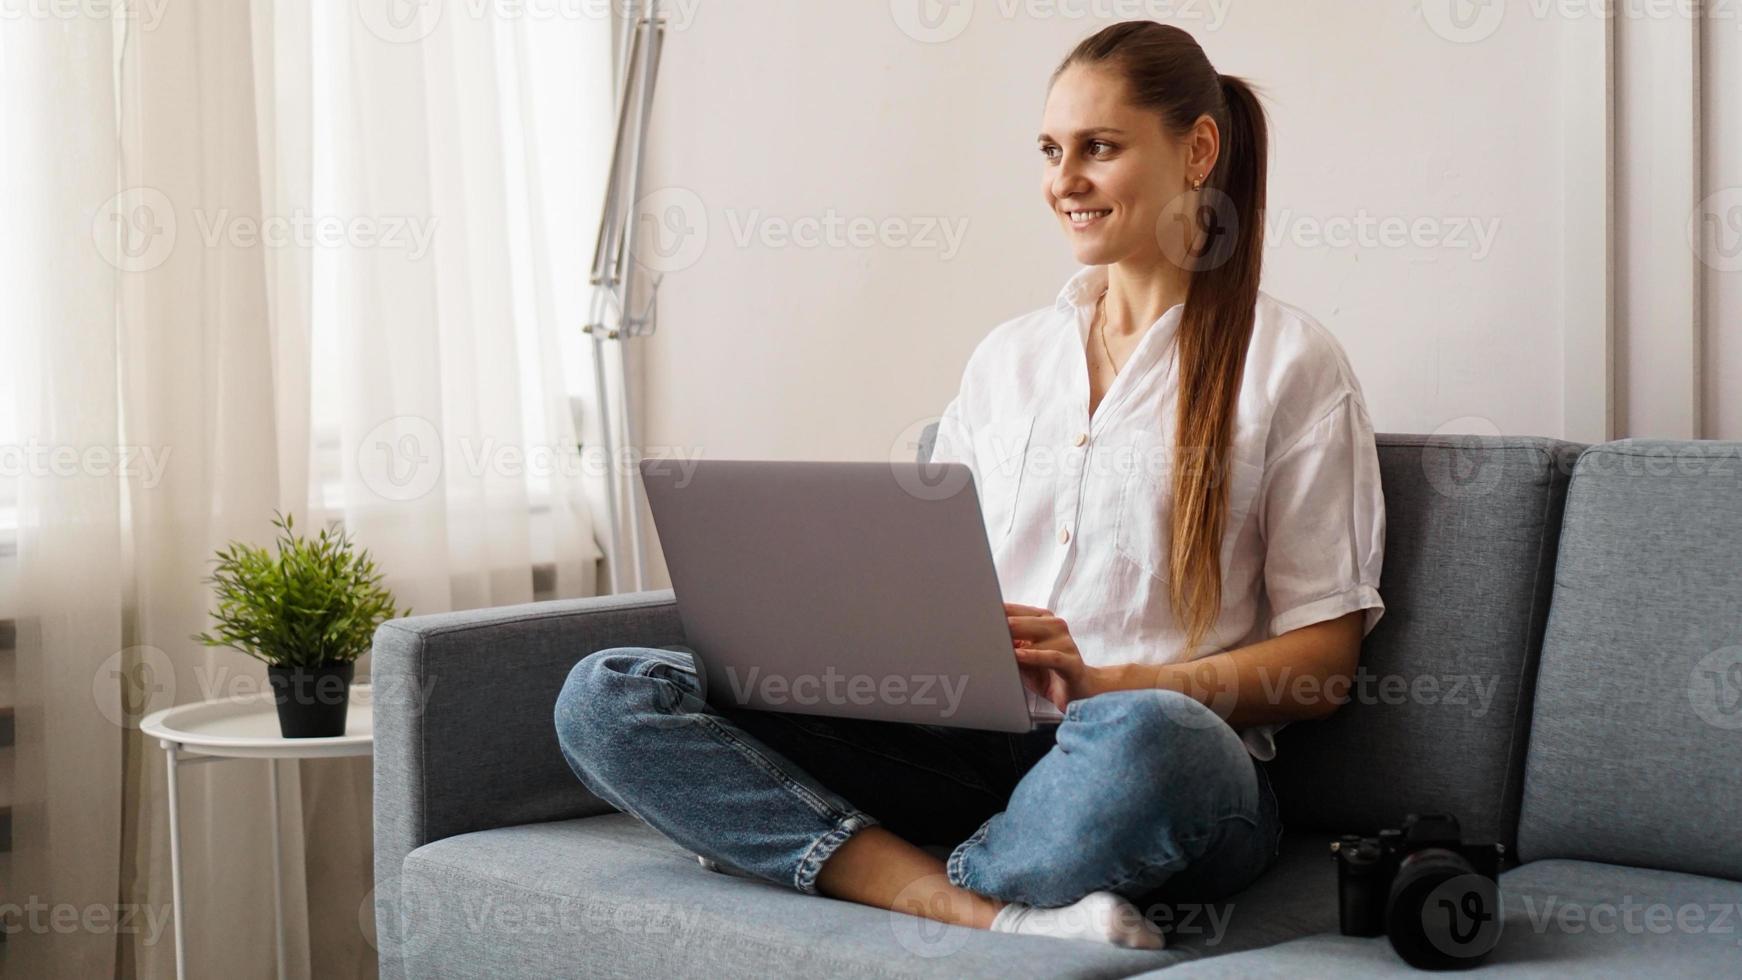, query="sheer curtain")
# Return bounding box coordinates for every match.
[0,2,615,977]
